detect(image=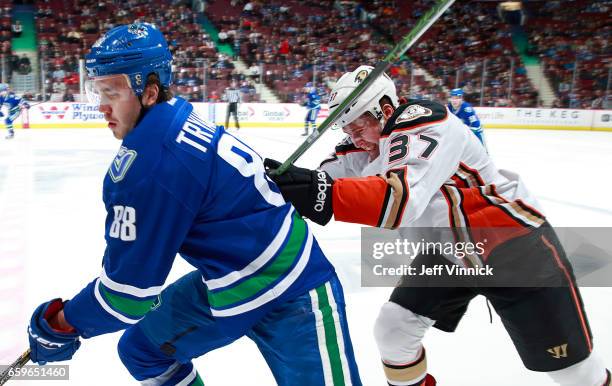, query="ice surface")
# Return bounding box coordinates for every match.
[1,127,610,385]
